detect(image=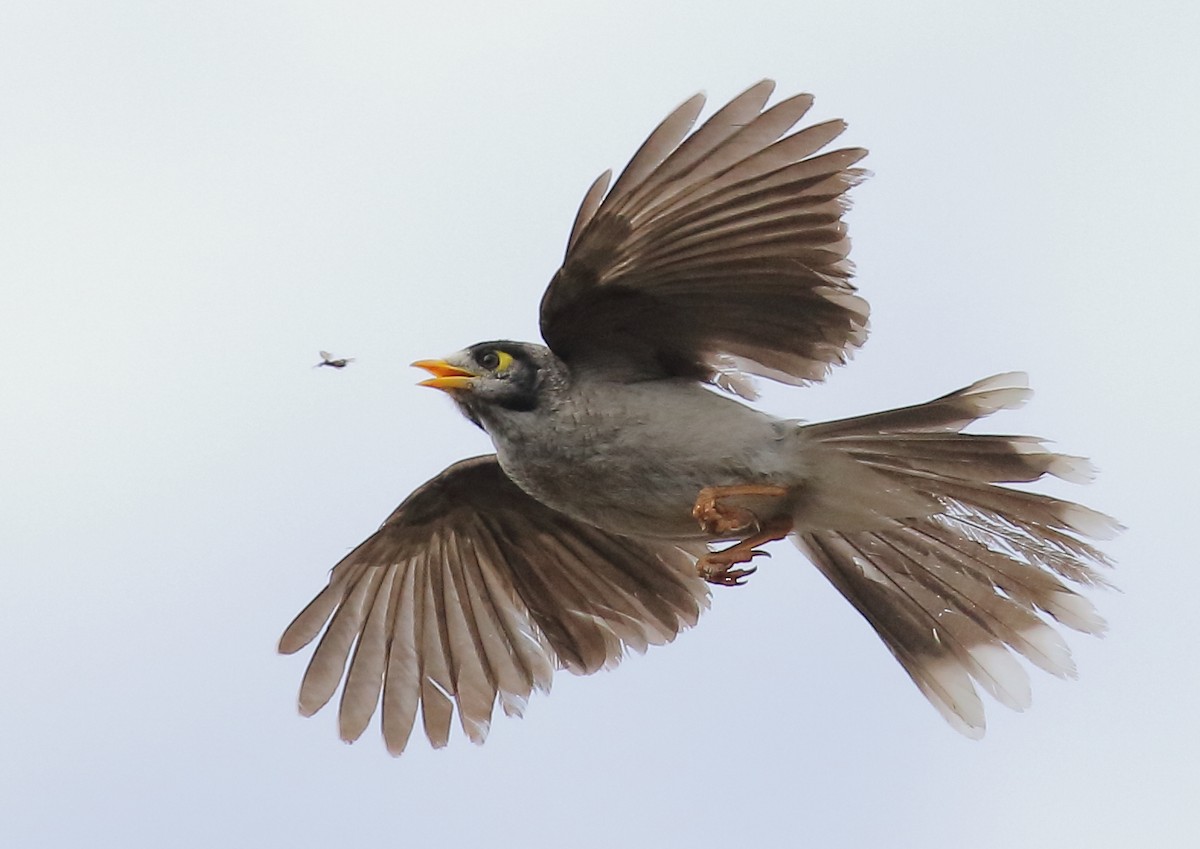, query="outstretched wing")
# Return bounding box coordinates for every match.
[539,79,870,396]
[279,455,709,755]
